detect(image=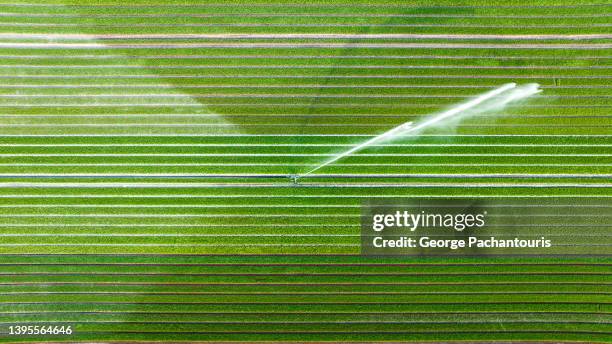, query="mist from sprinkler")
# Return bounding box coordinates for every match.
[300,83,541,177]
